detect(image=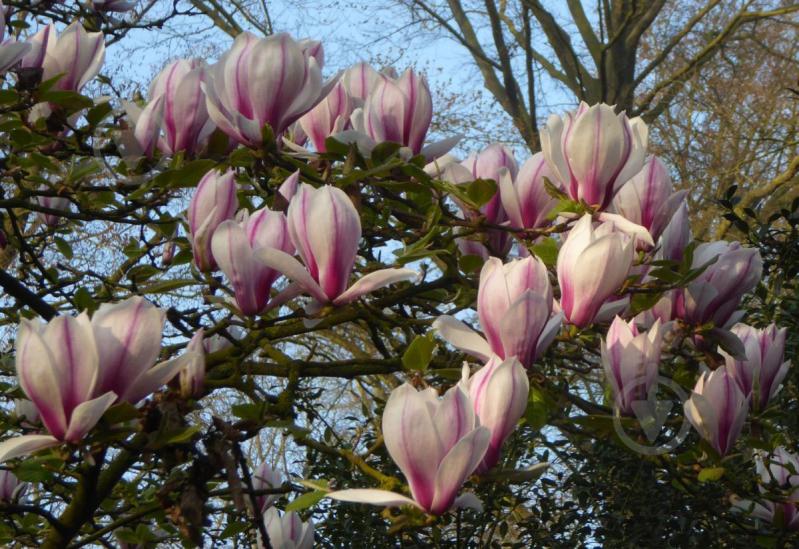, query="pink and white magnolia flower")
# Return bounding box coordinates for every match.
[259,507,314,549]
[722,323,791,411]
[255,183,416,306]
[0,470,26,502]
[675,241,762,328]
[179,330,205,399]
[541,102,648,211]
[611,156,687,248]
[658,201,690,262]
[684,367,749,456]
[187,169,238,272]
[434,256,560,368]
[328,379,490,515]
[90,297,186,404]
[465,357,529,472]
[0,315,118,462]
[360,68,444,156]
[298,81,353,152]
[0,1,31,74]
[36,193,70,226]
[299,38,324,70]
[204,32,333,147]
[126,58,214,157]
[557,215,634,328]
[461,144,518,223]
[211,207,294,316]
[253,462,283,512]
[20,22,104,93]
[735,448,799,530]
[341,62,388,102]
[500,152,560,231]
[601,317,663,415]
